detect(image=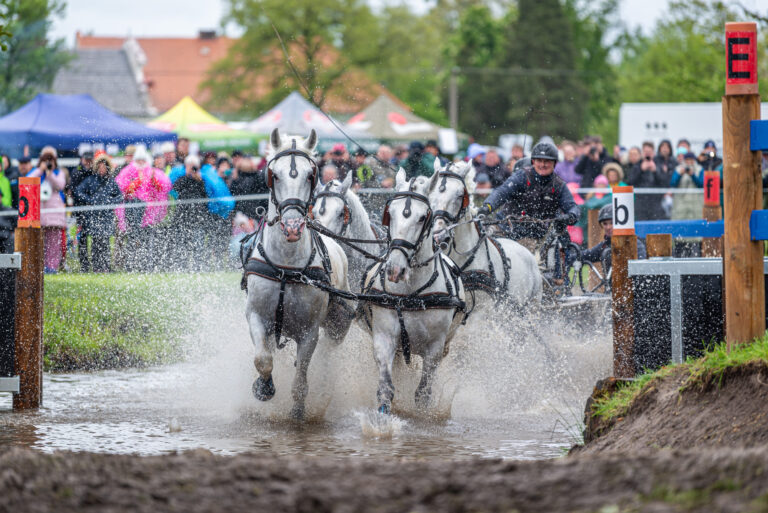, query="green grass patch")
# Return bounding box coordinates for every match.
[44,272,240,371]
[591,334,768,422]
